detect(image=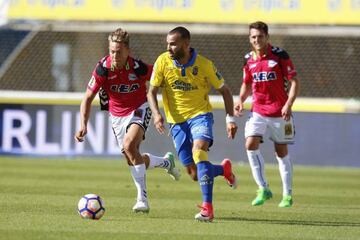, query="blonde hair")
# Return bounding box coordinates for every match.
[108,28,130,47]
